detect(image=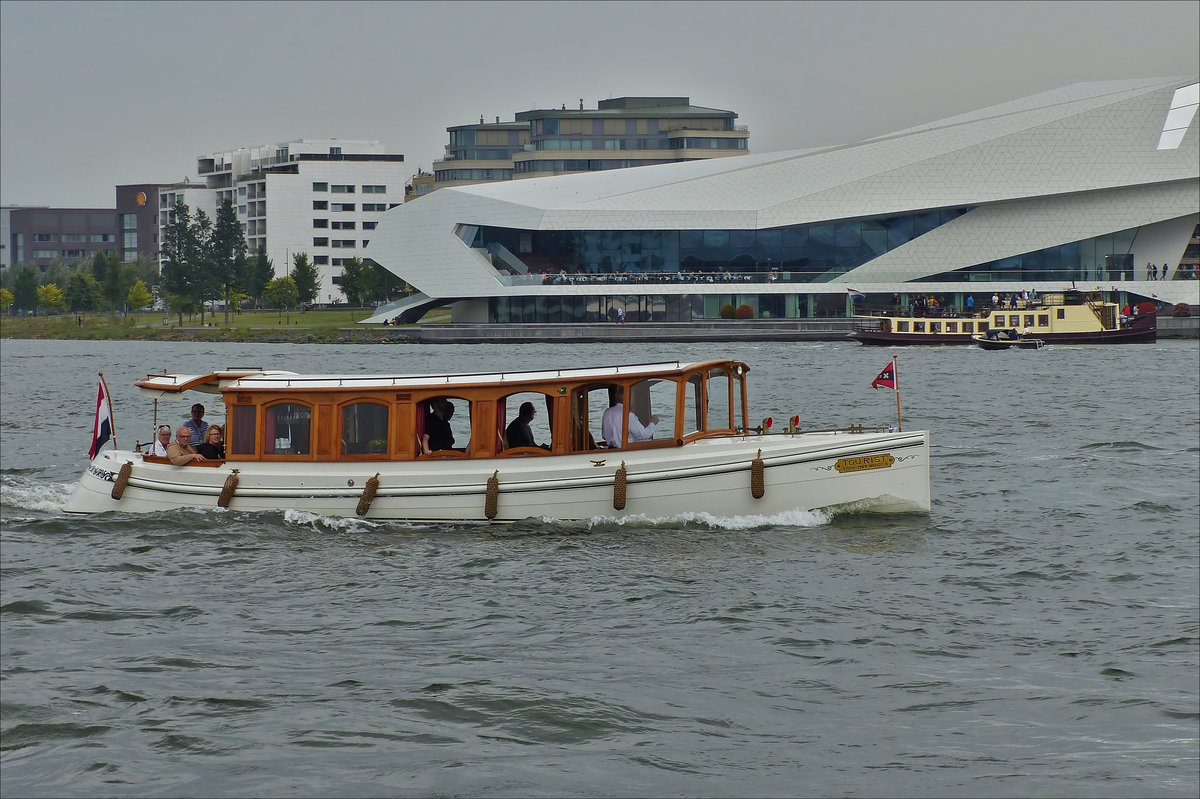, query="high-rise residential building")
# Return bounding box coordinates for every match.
[431,97,748,191]
[165,138,406,301]
[1,206,117,272]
